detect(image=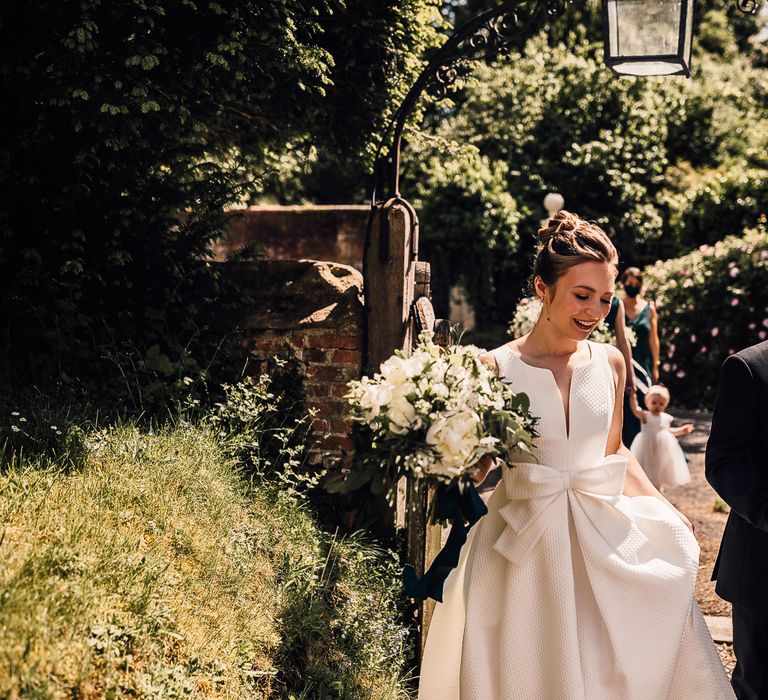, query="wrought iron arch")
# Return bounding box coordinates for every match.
[371,0,568,207]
